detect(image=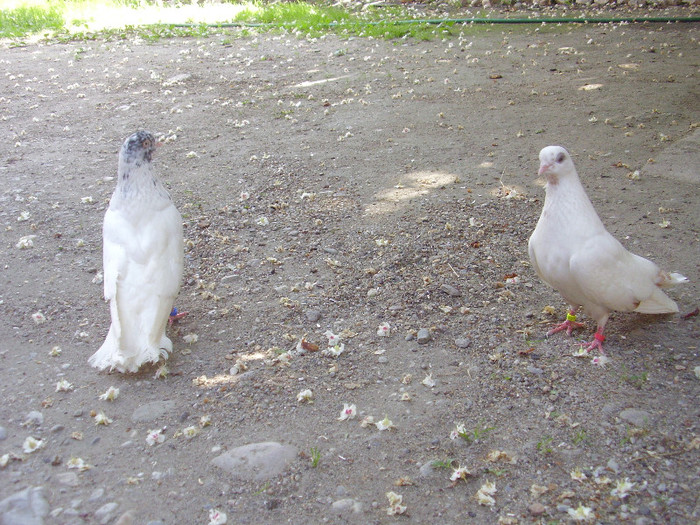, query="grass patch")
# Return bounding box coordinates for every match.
[572,428,588,445]
[309,447,321,468]
[620,365,649,389]
[453,422,495,444]
[536,435,553,454]
[0,3,64,38]
[0,0,486,42]
[431,458,457,469]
